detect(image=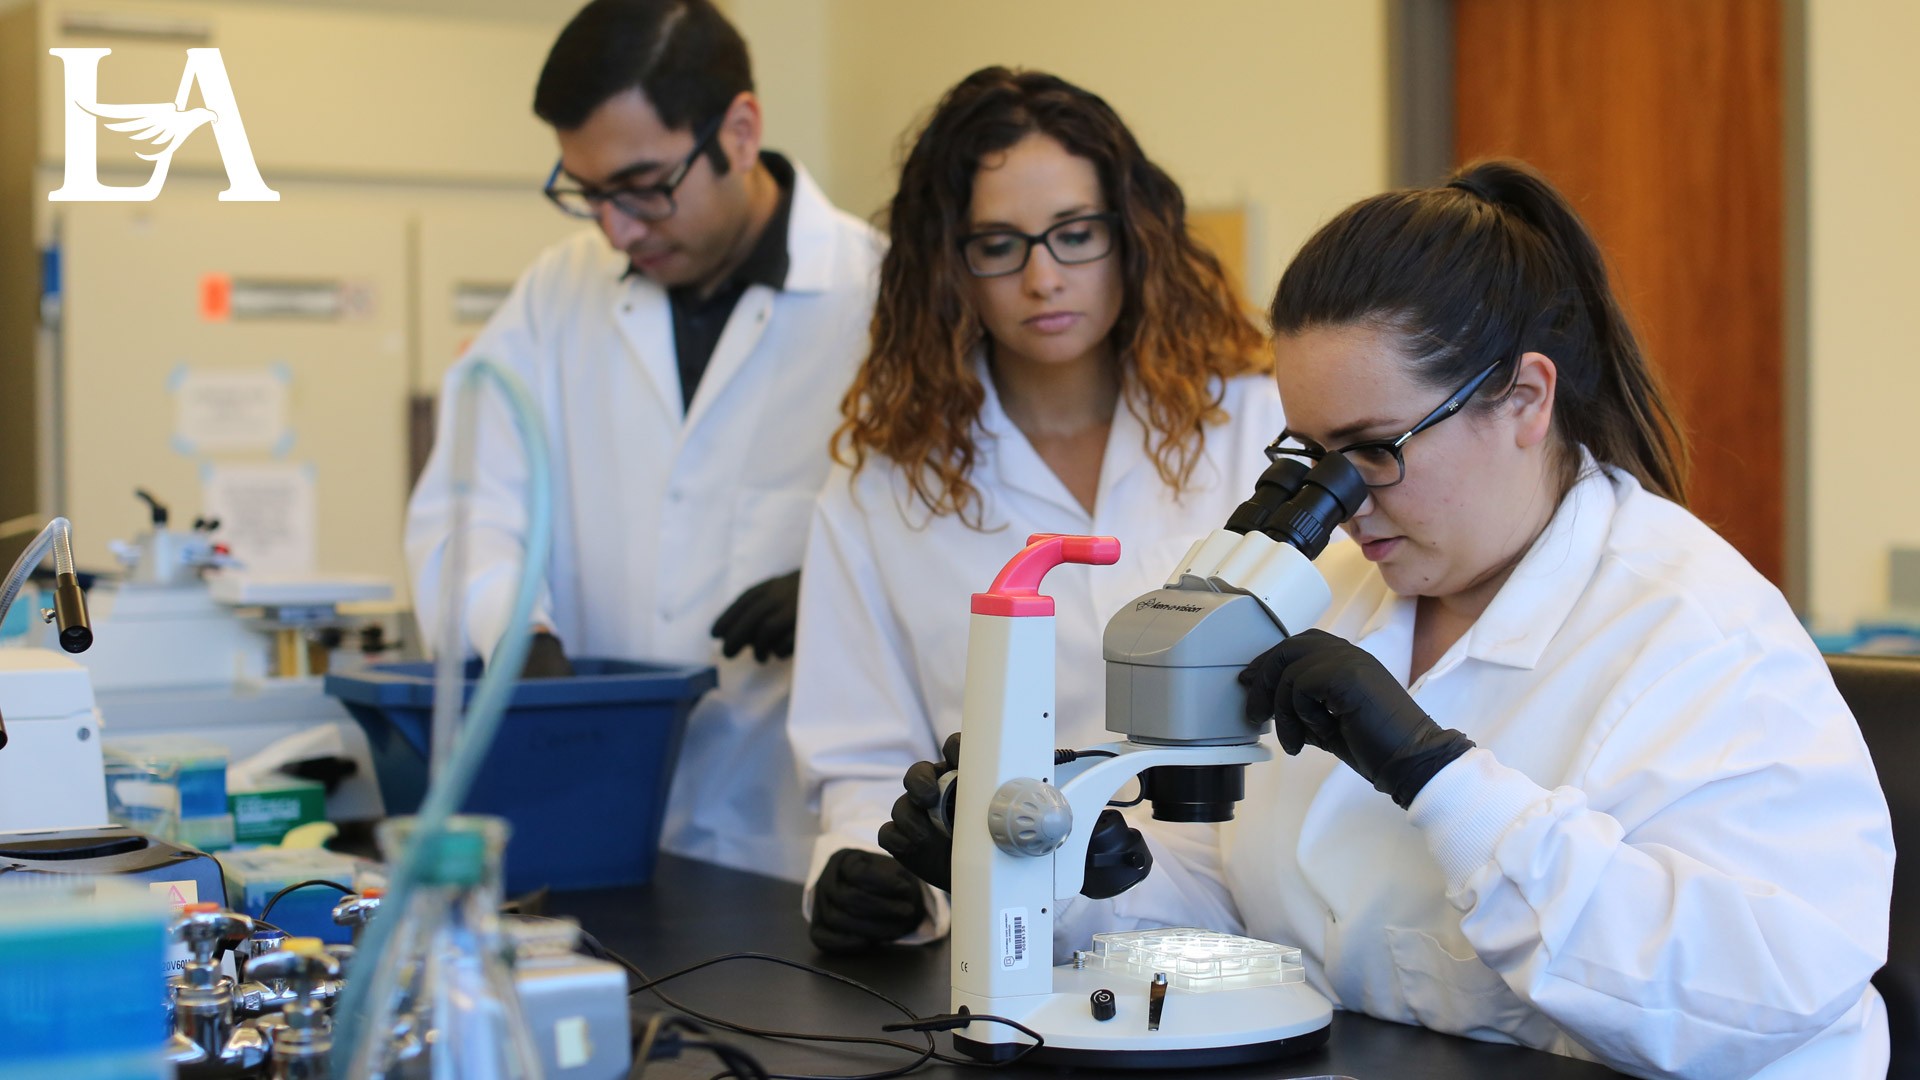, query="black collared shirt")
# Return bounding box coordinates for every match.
[649,152,794,411]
